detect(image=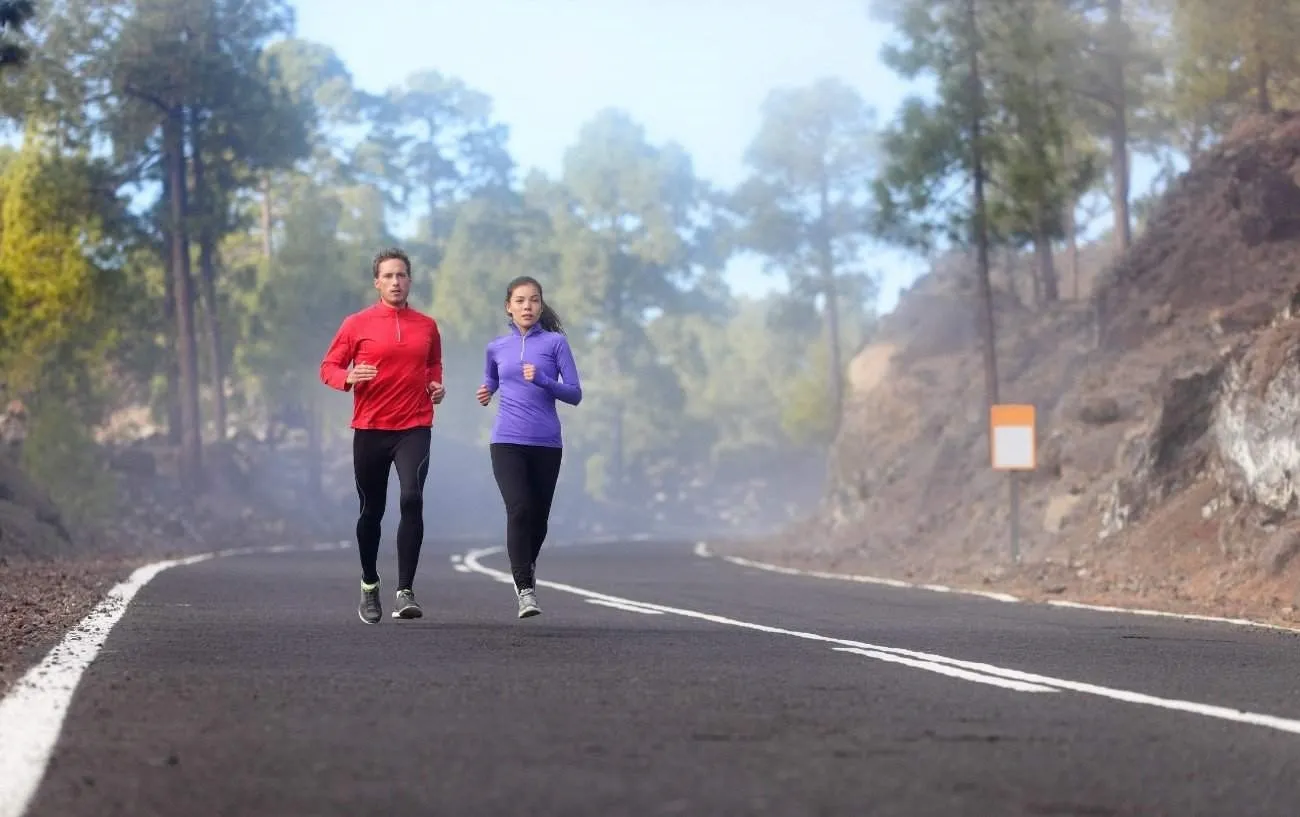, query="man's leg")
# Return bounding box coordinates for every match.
[490,443,539,596]
[526,446,564,572]
[391,427,431,618]
[353,429,394,624]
